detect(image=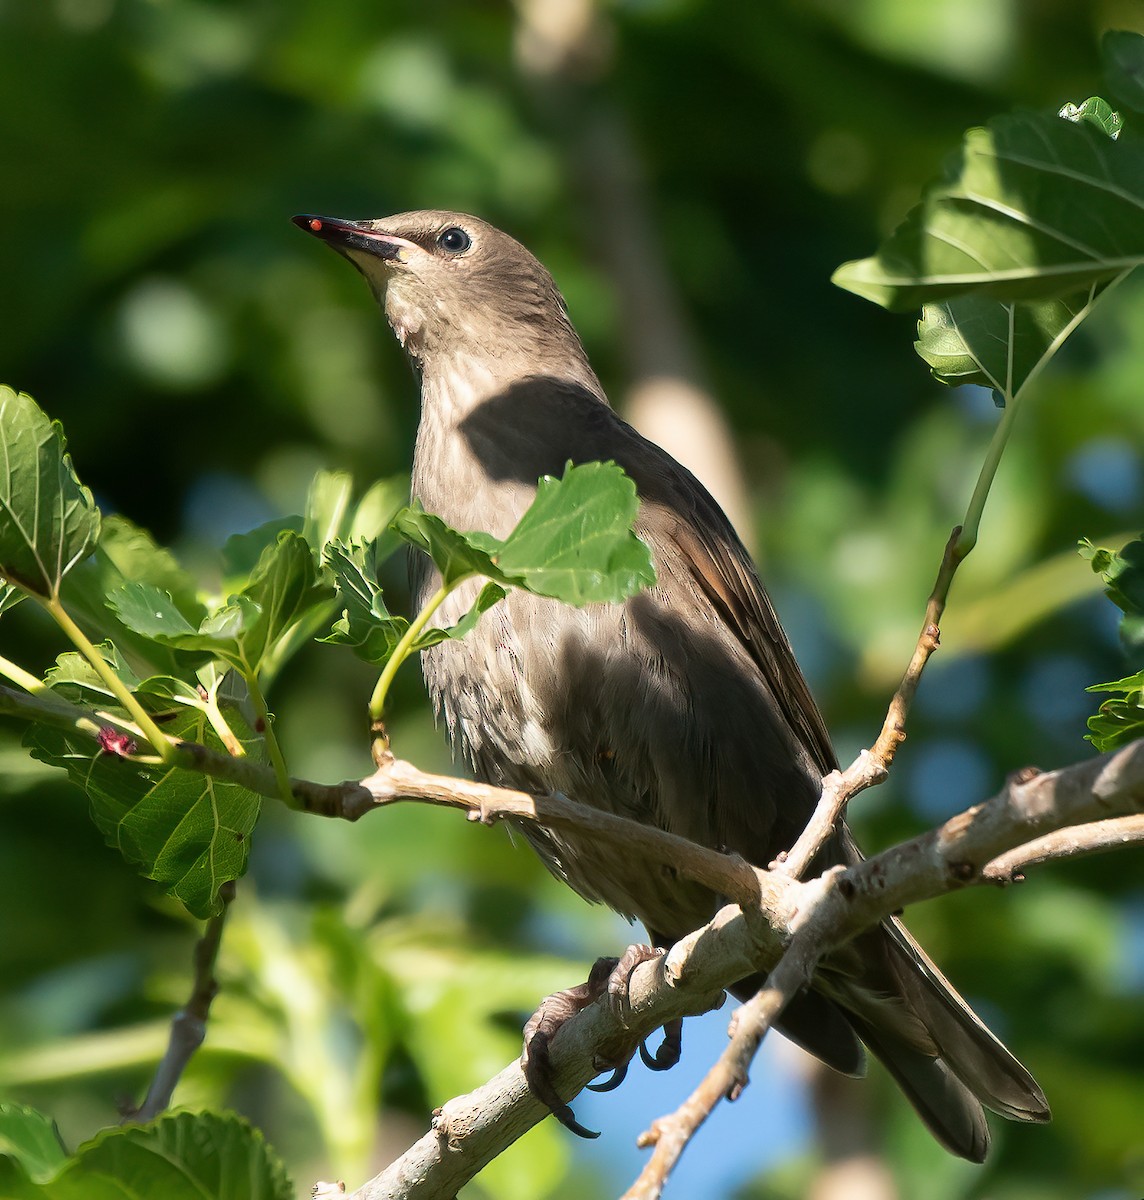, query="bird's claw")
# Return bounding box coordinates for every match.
[639,1017,683,1071]
[522,945,684,1134]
